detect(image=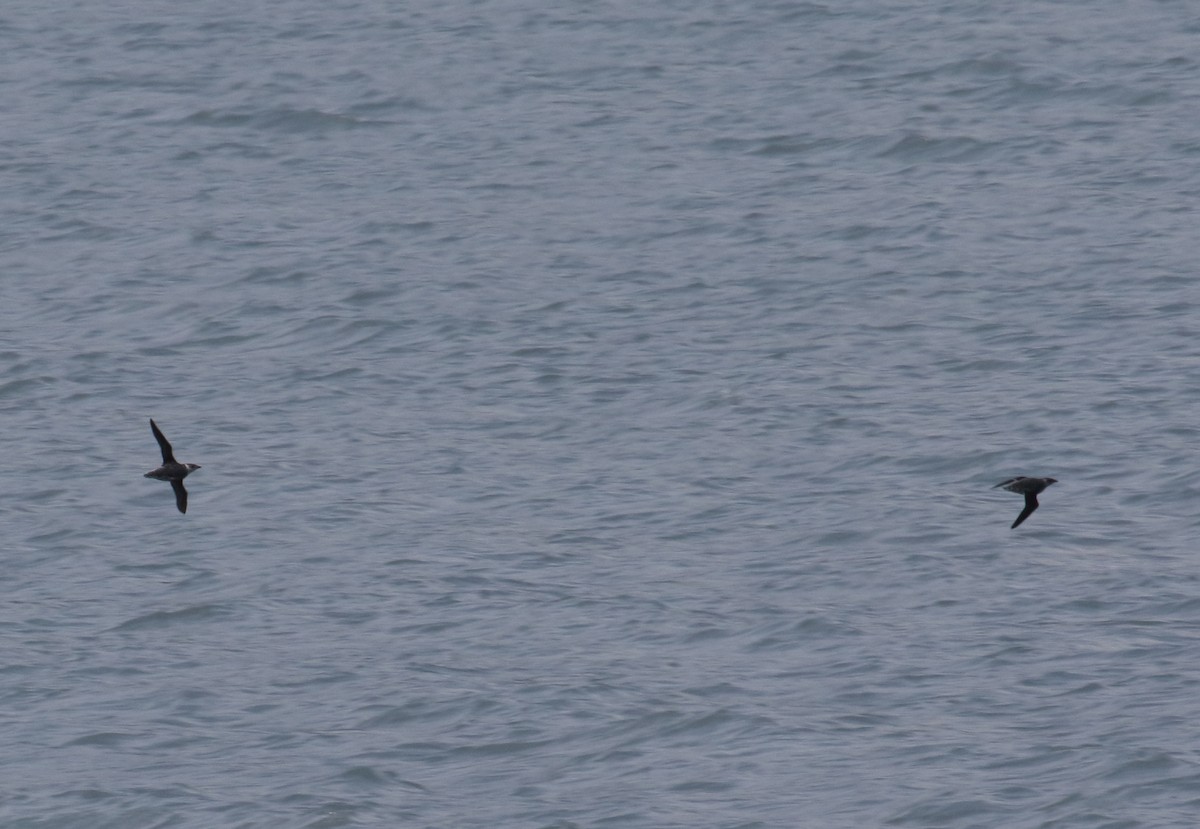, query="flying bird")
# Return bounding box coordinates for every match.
[144,419,201,514]
[994,476,1057,529]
